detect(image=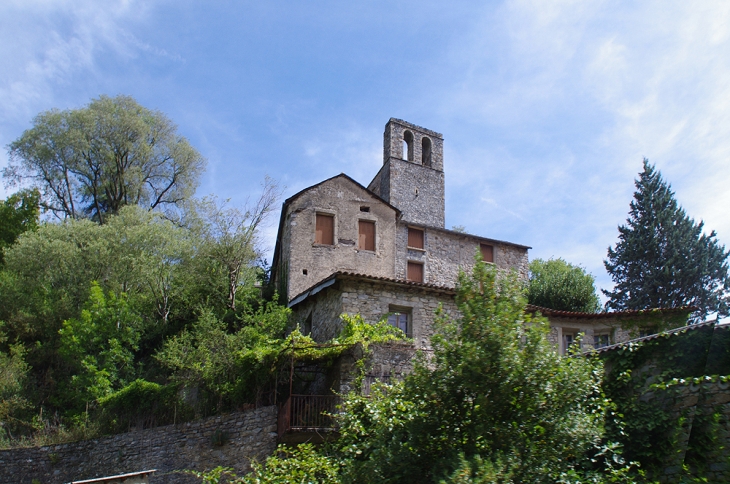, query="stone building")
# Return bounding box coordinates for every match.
[270,118,690,356]
[271,118,530,350]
